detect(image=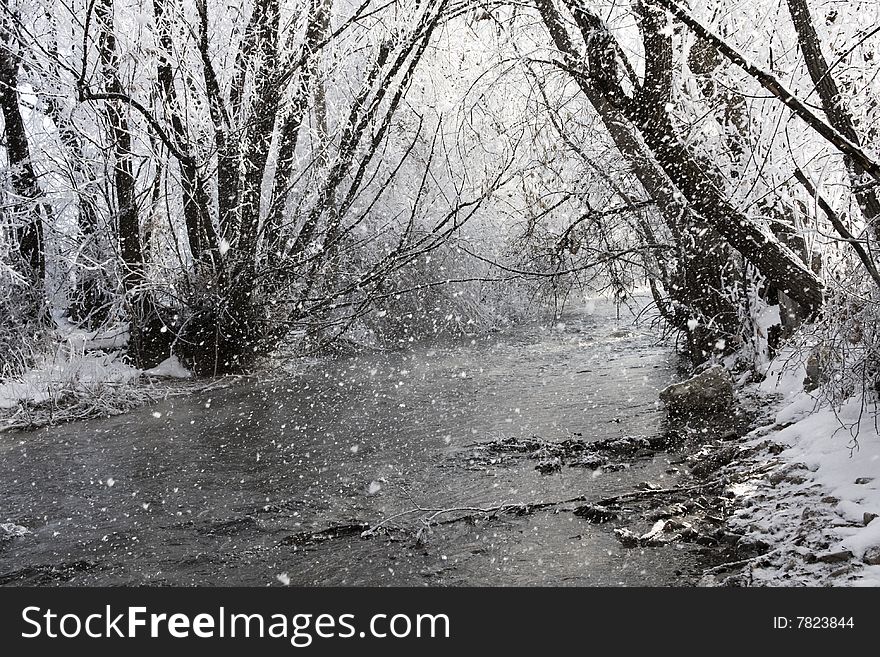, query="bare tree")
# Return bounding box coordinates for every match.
[535,0,823,320]
[0,0,45,284]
